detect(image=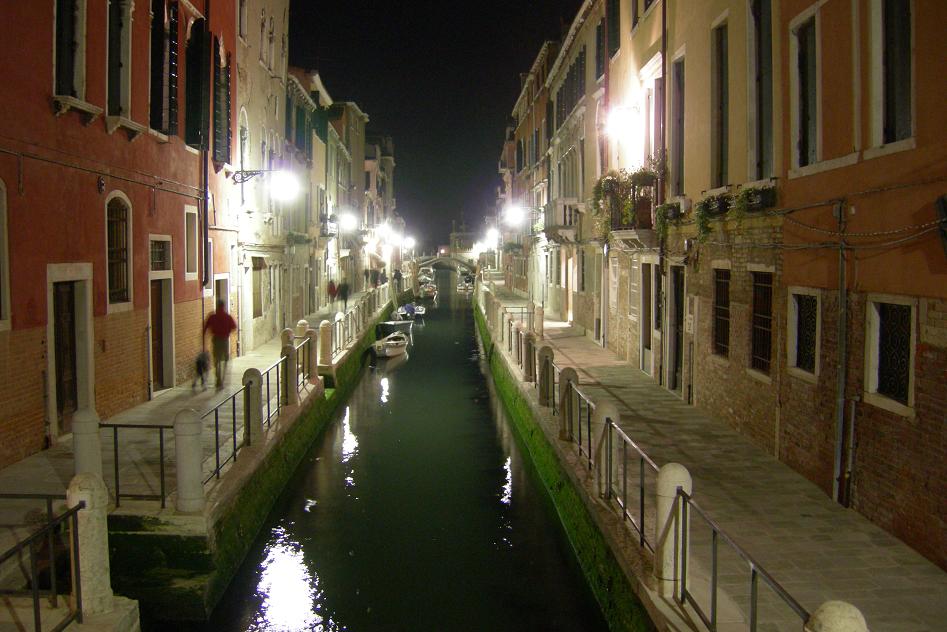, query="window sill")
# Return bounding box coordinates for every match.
[864,391,915,419]
[52,95,102,125]
[745,368,772,384]
[107,301,134,315]
[105,115,147,141]
[788,152,858,179]
[710,353,730,368]
[148,129,170,143]
[863,137,915,161]
[787,365,818,384]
